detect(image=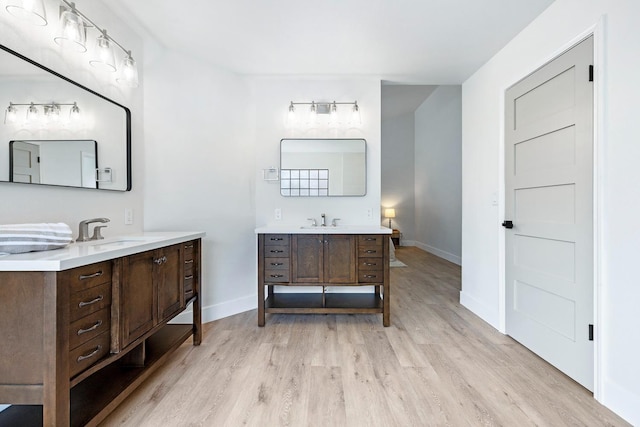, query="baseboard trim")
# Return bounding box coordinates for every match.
[408,241,461,265]
[171,294,256,324]
[601,378,640,426]
[460,291,500,332]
